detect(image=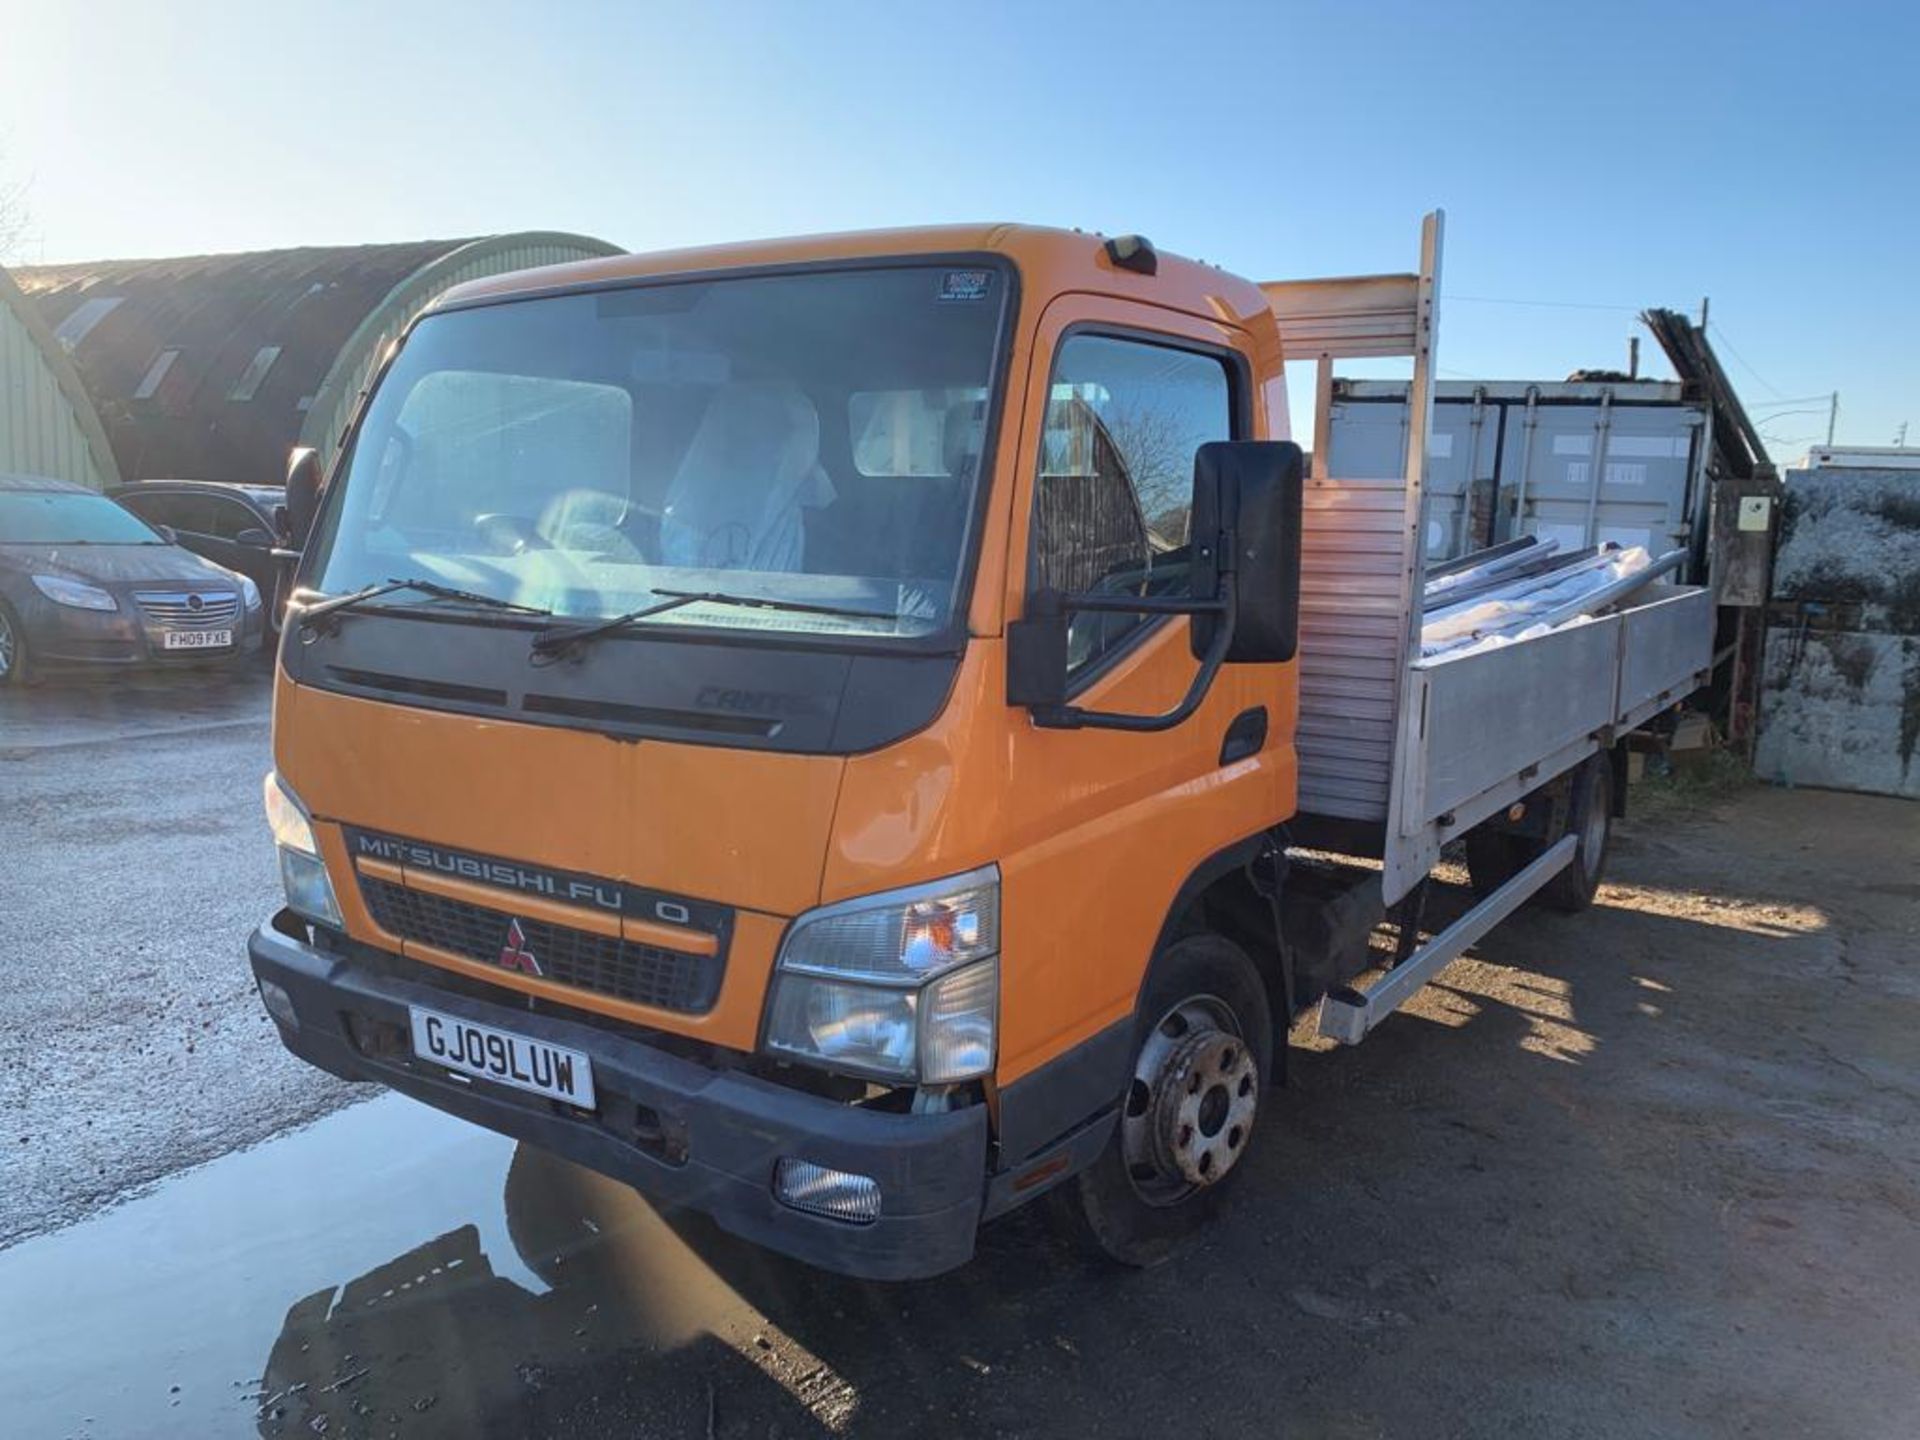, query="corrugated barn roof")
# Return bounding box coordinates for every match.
[0,263,121,489]
[12,232,623,486]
